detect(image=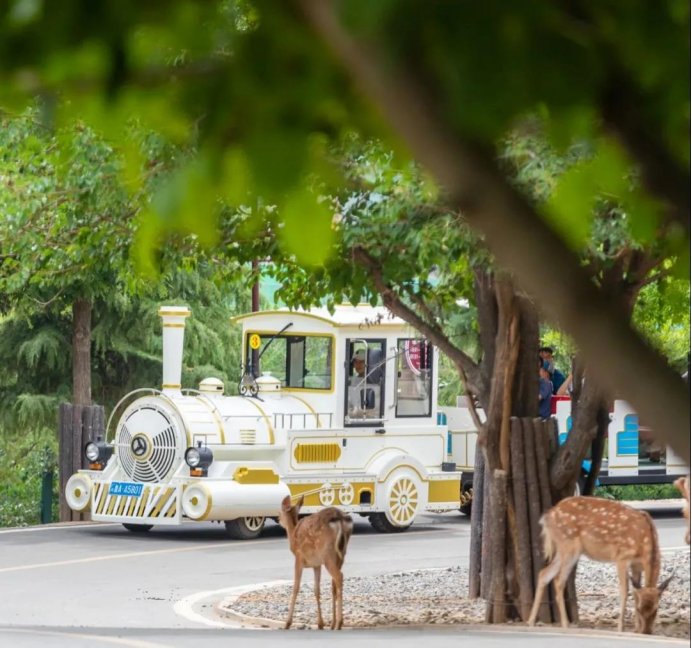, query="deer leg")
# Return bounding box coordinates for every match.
[285,559,303,630]
[325,560,343,630]
[333,570,344,630]
[616,561,629,632]
[331,577,337,630]
[528,557,561,626]
[313,566,324,630]
[553,554,579,628]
